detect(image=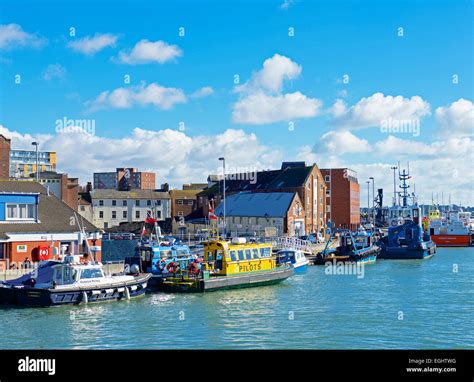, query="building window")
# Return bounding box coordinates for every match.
[135,200,140,207]
[136,211,140,219]
[188,200,193,206]
[320,197,323,205]
[178,211,183,217]
[123,200,127,206]
[147,200,151,206]
[99,200,104,206]
[104,222,108,228]
[326,190,330,197]
[112,200,116,206]
[156,200,161,206]
[177,200,183,206]
[156,211,161,219]
[325,175,330,182]
[123,211,127,219]
[99,211,104,218]
[80,205,85,211]
[6,203,36,220]
[326,205,331,213]
[112,211,116,219]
